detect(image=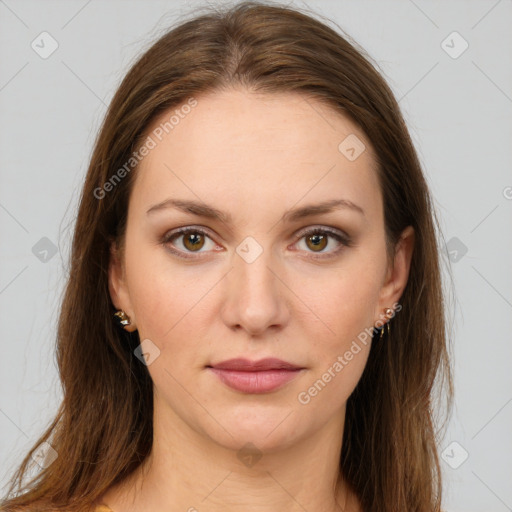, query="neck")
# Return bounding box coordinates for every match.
[101,401,360,512]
